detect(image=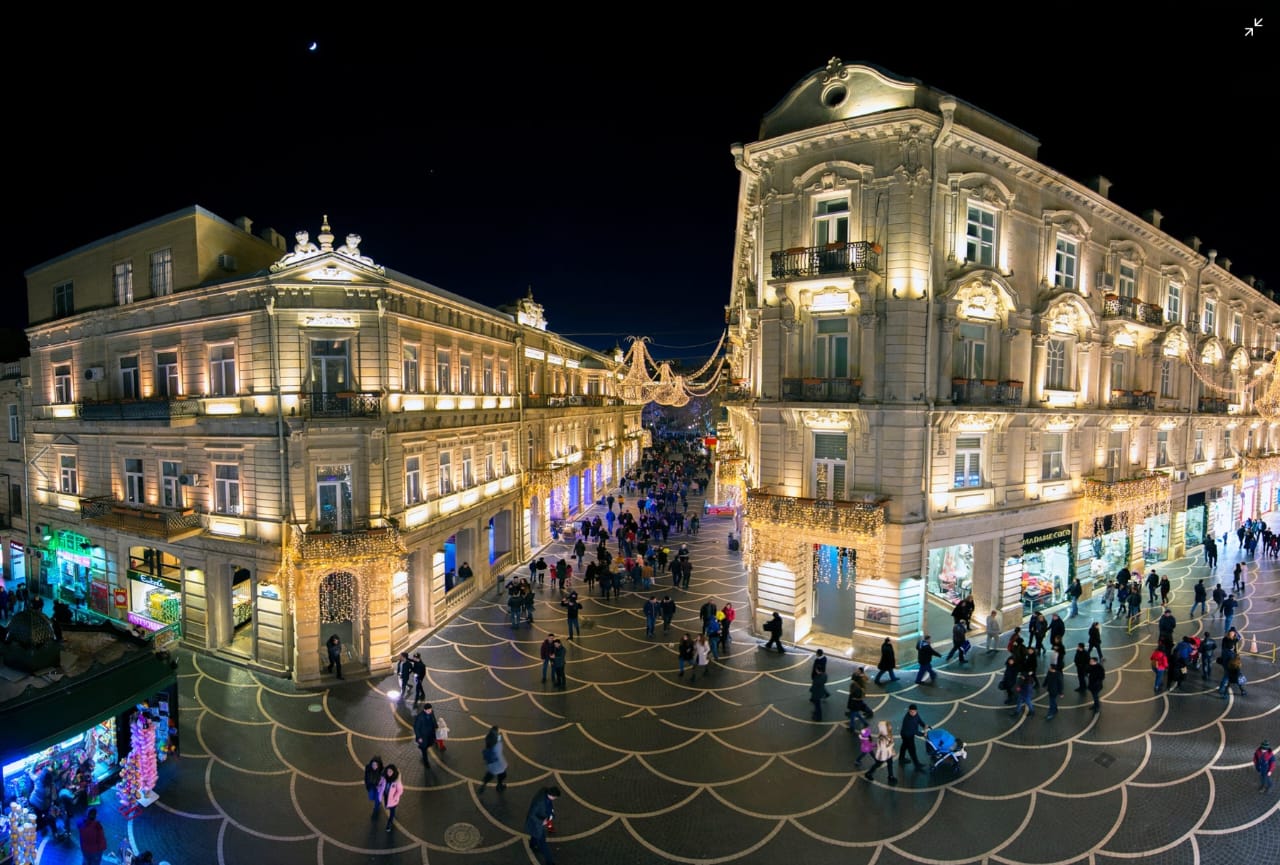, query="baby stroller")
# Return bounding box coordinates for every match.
[925,728,967,775]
